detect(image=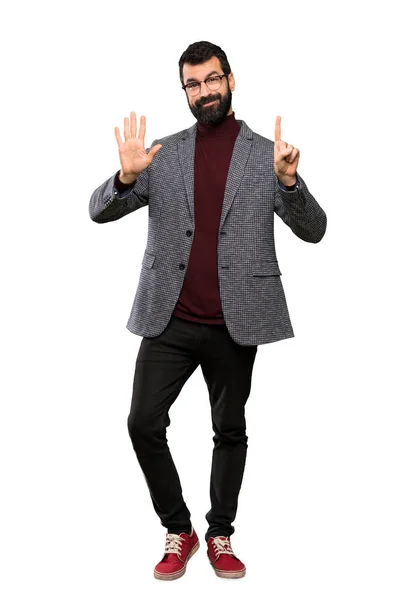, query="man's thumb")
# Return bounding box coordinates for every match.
[149,144,162,159]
